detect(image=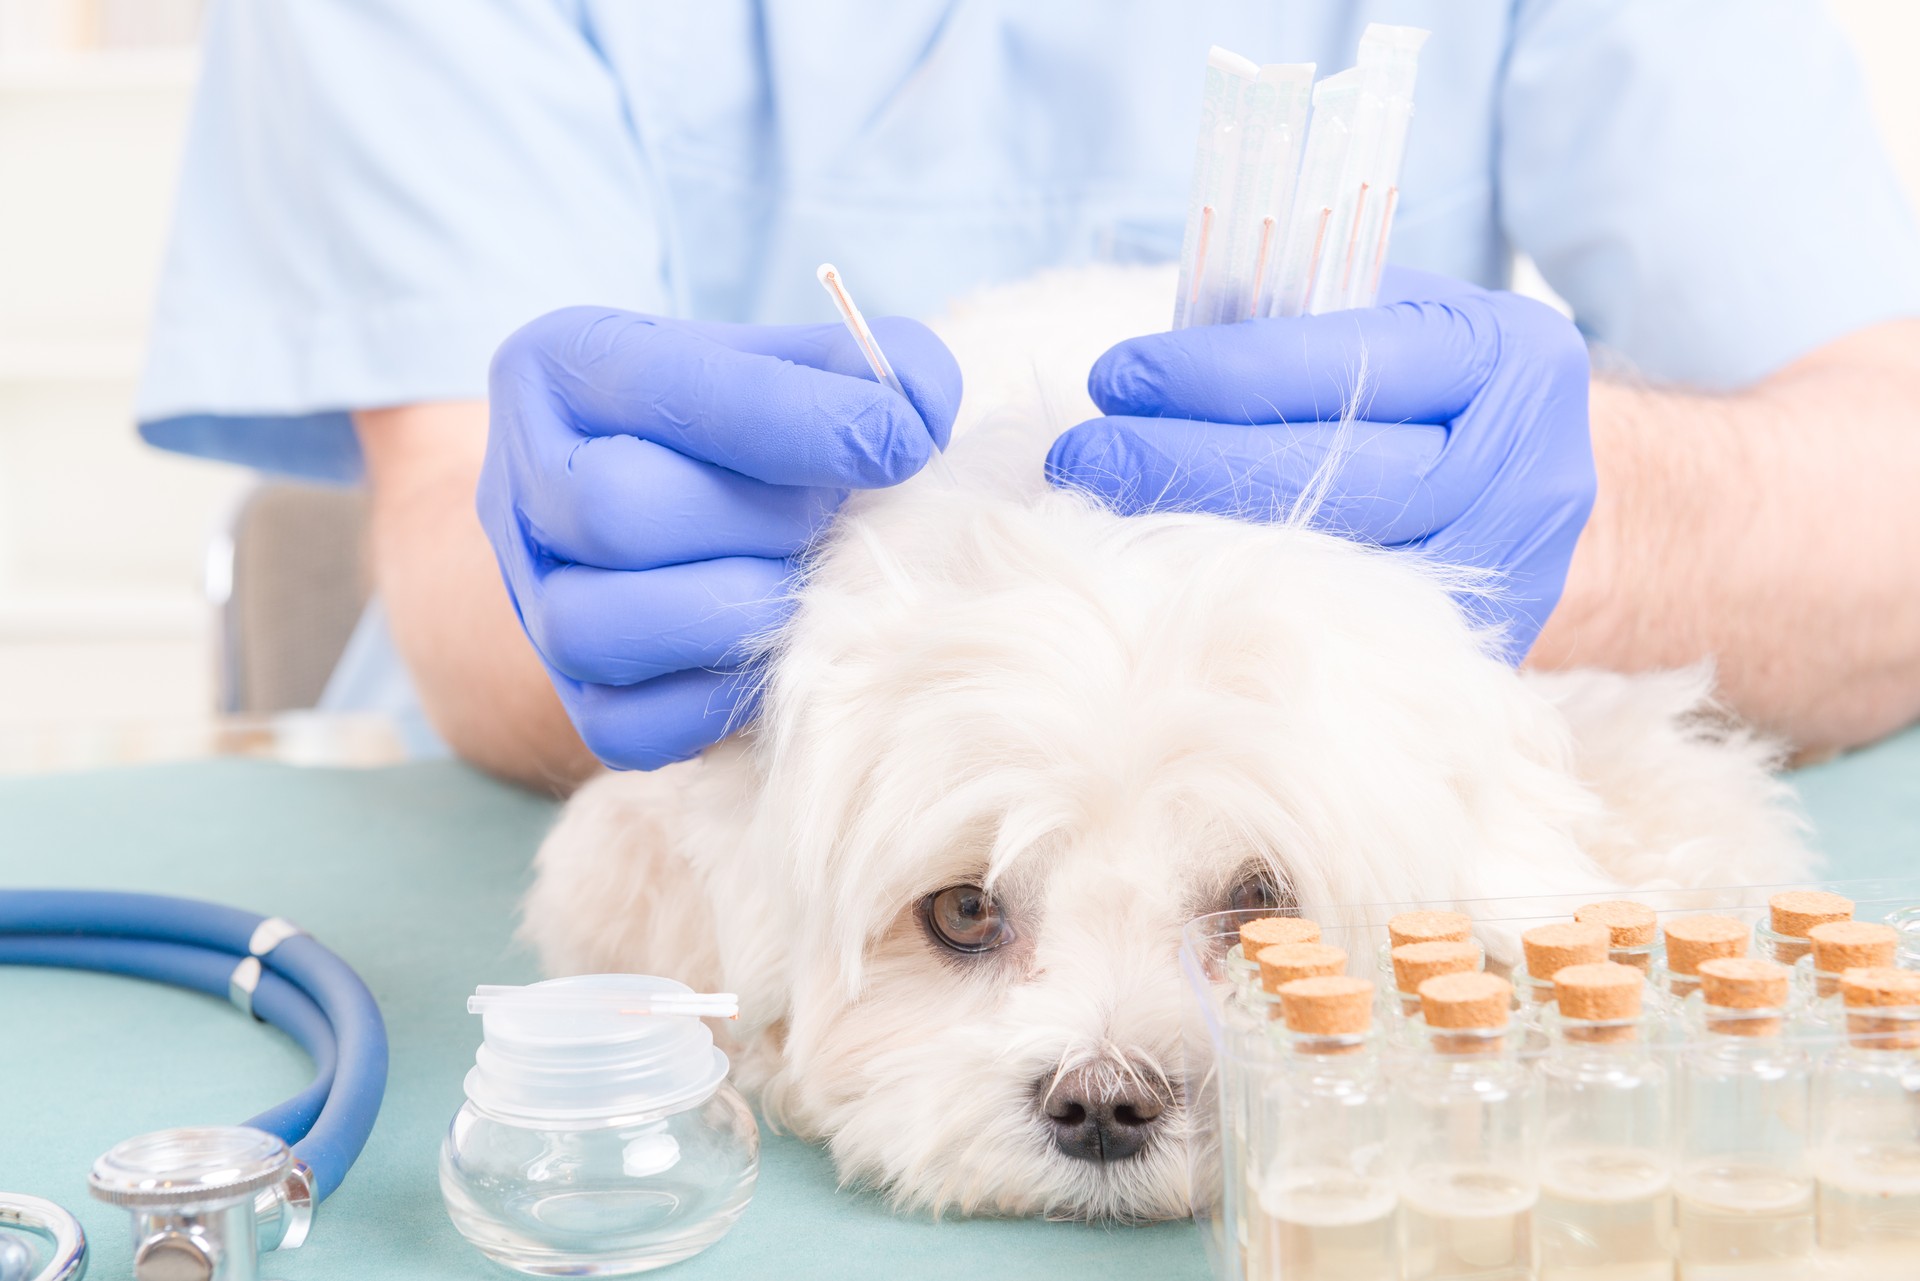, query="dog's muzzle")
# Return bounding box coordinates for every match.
[1034,1060,1176,1164]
